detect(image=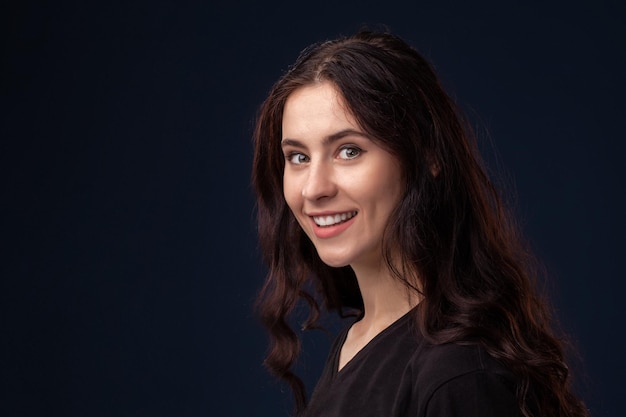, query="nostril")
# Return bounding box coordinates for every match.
[302,166,338,200]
